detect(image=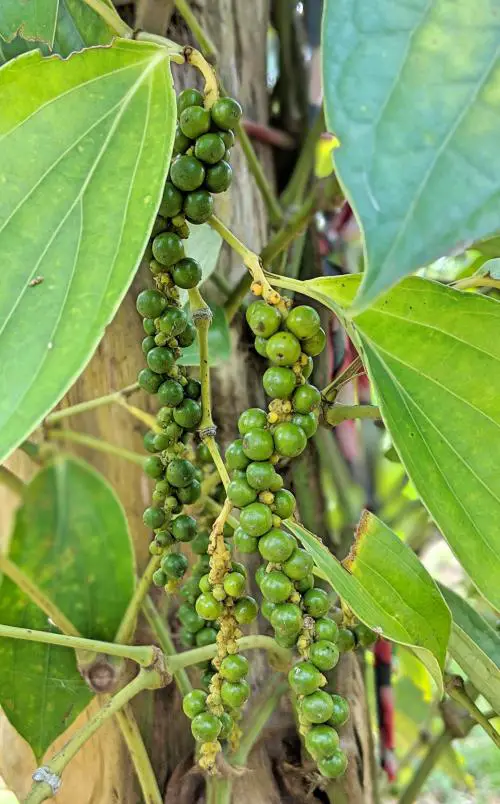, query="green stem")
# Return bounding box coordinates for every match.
[0,554,80,637]
[25,668,164,804]
[169,635,291,673]
[261,176,339,267]
[398,730,452,804]
[142,595,192,697]
[280,107,325,207]
[233,676,287,764]
[321,356,364,402]
[173,0,217,59]
[322,404,381,427]
[47,429,146,467]
[454,276,500,291]
[45,384,139,425]
[0,623,155,667]
[81,0,132,36]
[203,496,240,530]
[114,706,163,804]
[187,287,230,490]
[114,556,162,646]
[446,676,500,749]
[0,466,25,496]
[224,274,252,322]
